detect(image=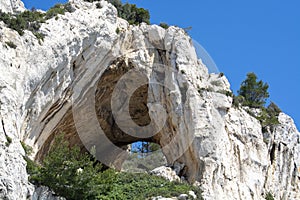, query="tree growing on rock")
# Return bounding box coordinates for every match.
[237,72,269,108]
